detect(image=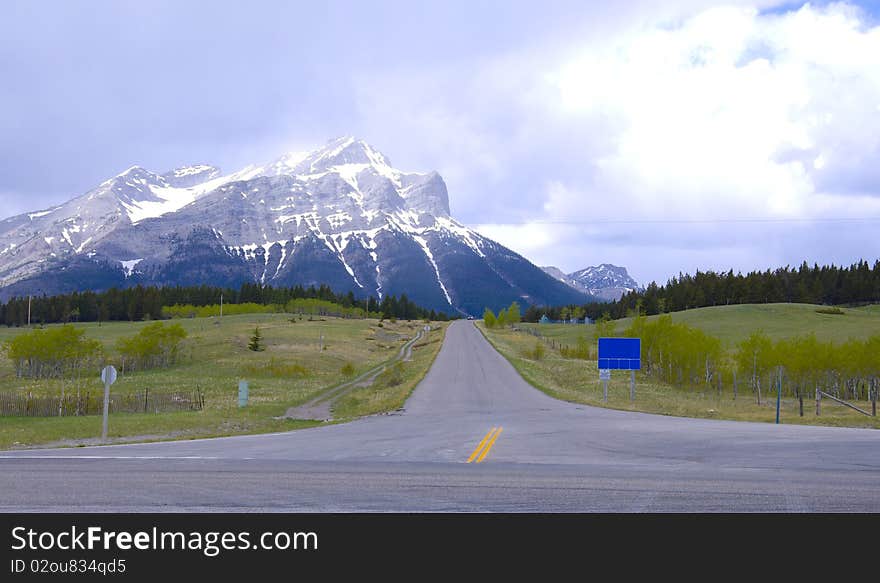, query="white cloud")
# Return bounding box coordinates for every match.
[349,2,880,284]
[549,3,880,220]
